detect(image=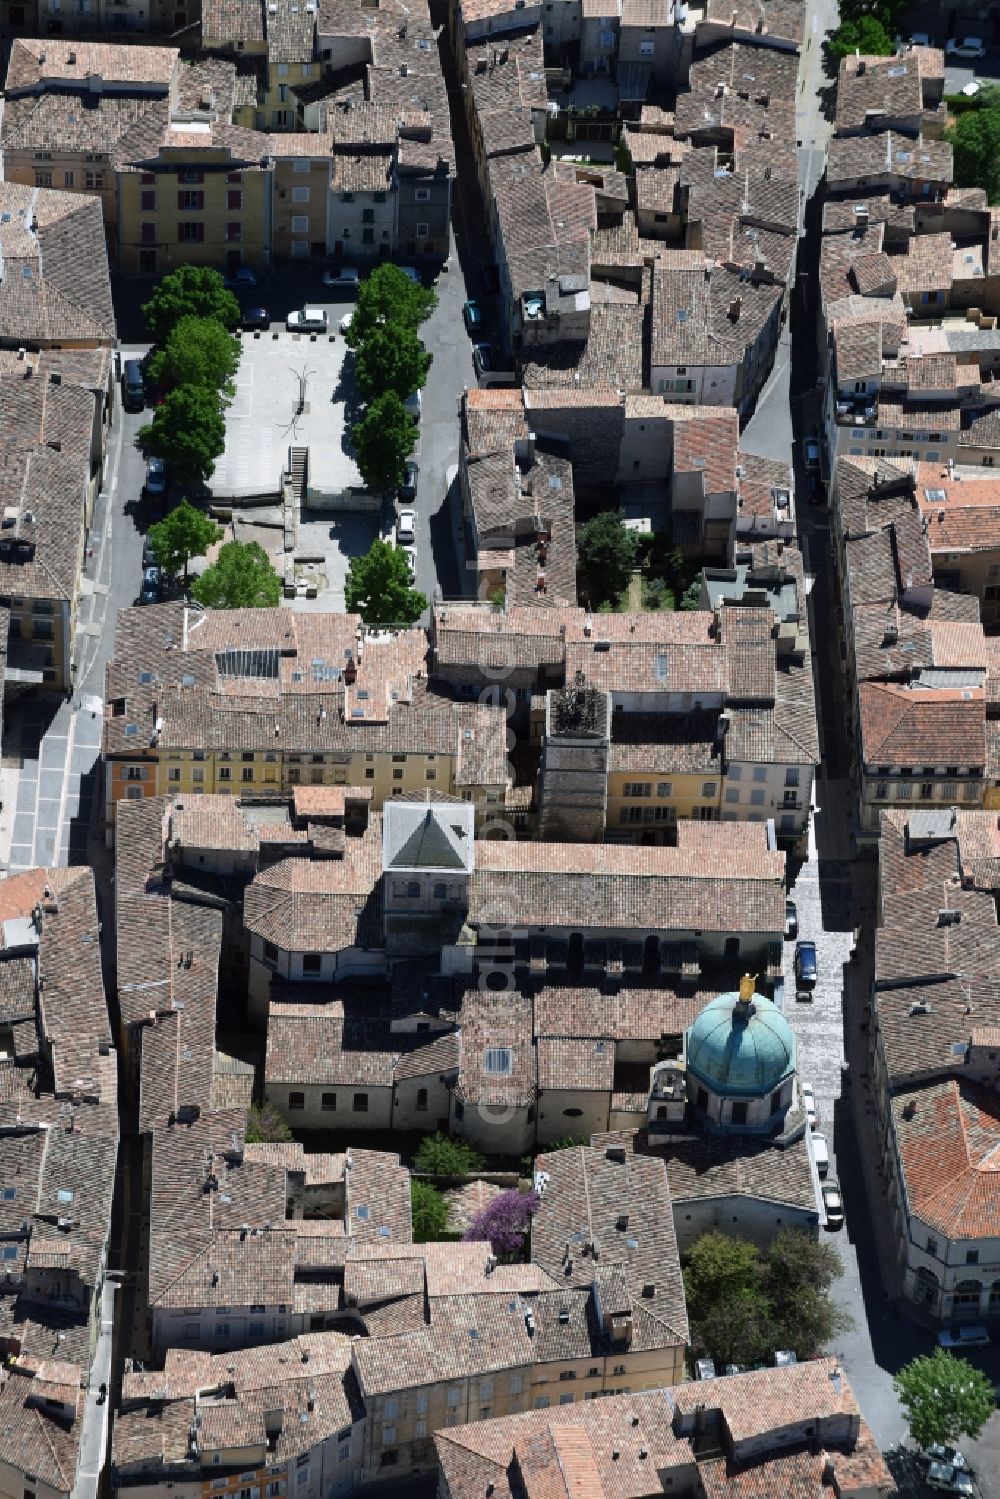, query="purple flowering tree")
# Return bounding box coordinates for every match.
[462,1189,540,1261]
